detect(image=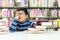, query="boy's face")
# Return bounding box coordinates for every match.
[16,10,28,22]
